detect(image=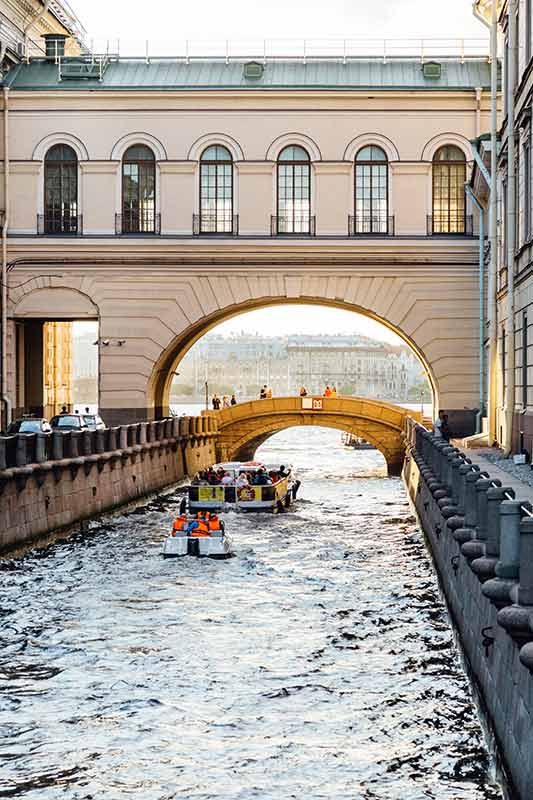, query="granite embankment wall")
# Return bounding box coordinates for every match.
[0,416,217,553]
[403,419,533,800]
